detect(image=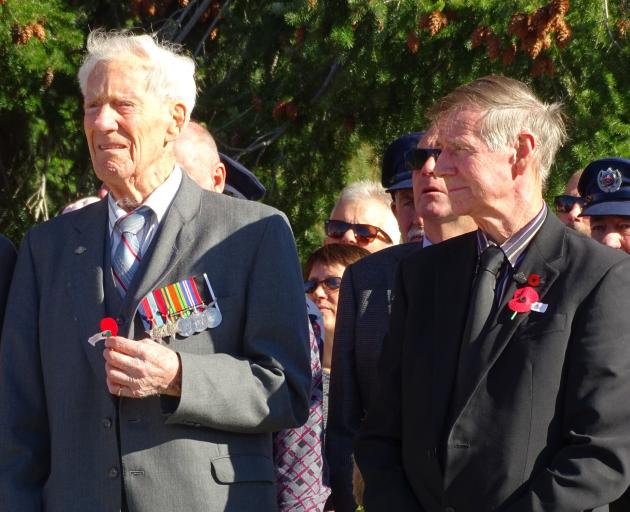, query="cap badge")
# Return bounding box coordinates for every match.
[597,167,622,193]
